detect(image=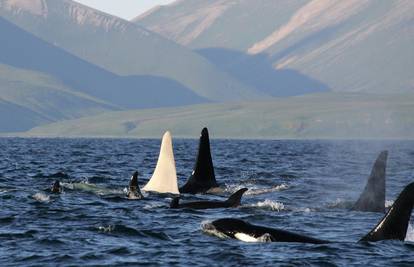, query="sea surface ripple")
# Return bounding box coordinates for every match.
[0,138,414,266]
